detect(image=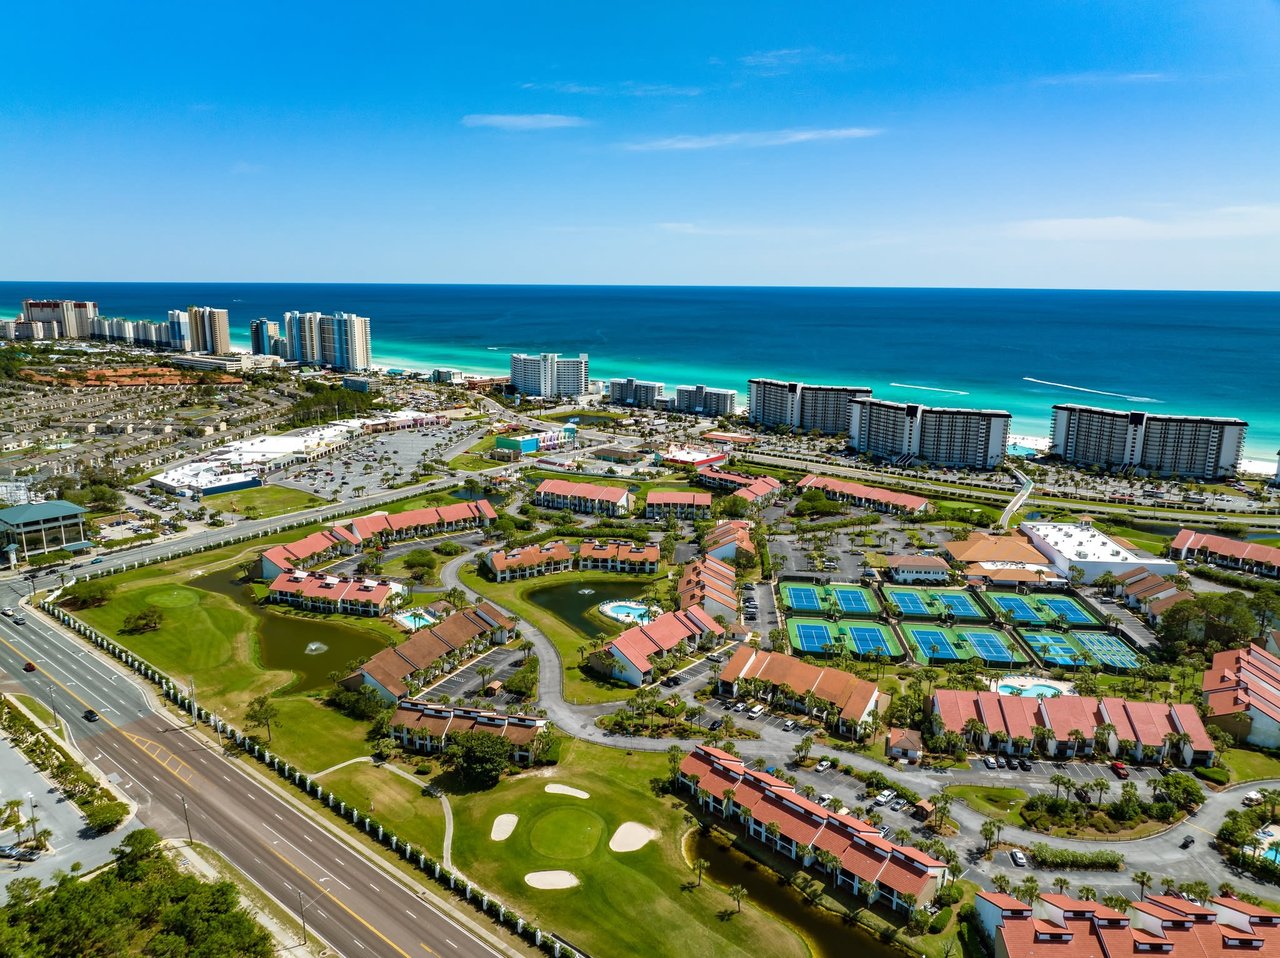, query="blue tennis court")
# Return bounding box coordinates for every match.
[1074,631,1140,670]
[885,589,930,615]
[833,588,873,614]
[794,622,834,653]
[848,625,894,657]
[1041,597,1094,624]
[992,595,1042,622]
[1023,632,1083,668]
[939,592,982,618]
[784,585,823,611]
[961,630,1017,664]
[909,627,958,661]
